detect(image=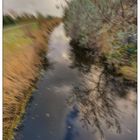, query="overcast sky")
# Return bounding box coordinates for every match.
[4,0,66,17]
